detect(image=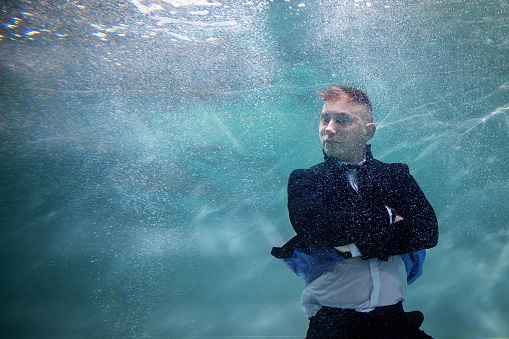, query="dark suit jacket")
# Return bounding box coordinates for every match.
[273,146,438,260]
